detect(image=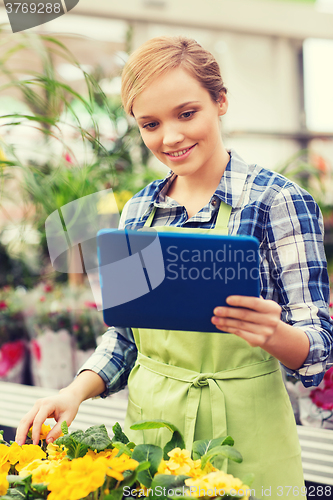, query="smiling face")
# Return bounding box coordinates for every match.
[132,67,228,180]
